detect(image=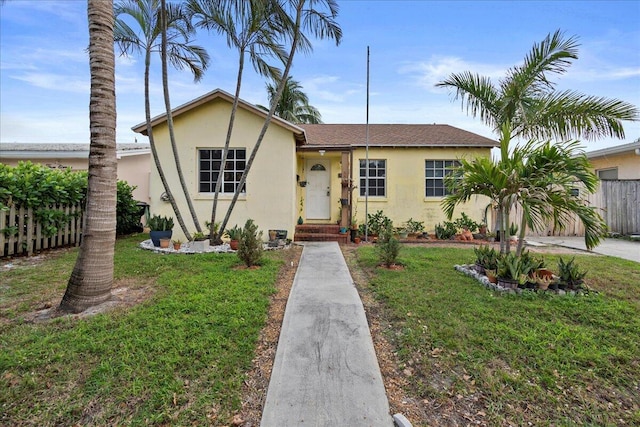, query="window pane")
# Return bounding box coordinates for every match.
[199,148,246,193]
